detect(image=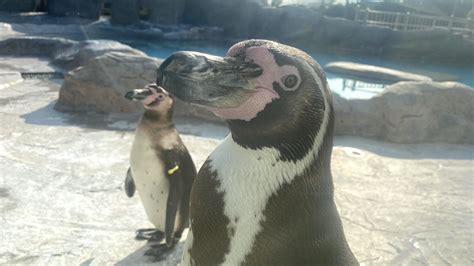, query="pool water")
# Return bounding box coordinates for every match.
[127,40,474,99]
